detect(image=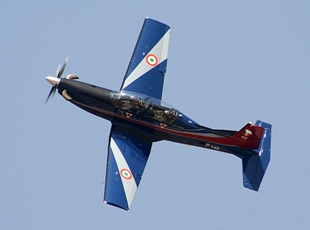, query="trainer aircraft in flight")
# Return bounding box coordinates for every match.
[45,18,272,211]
